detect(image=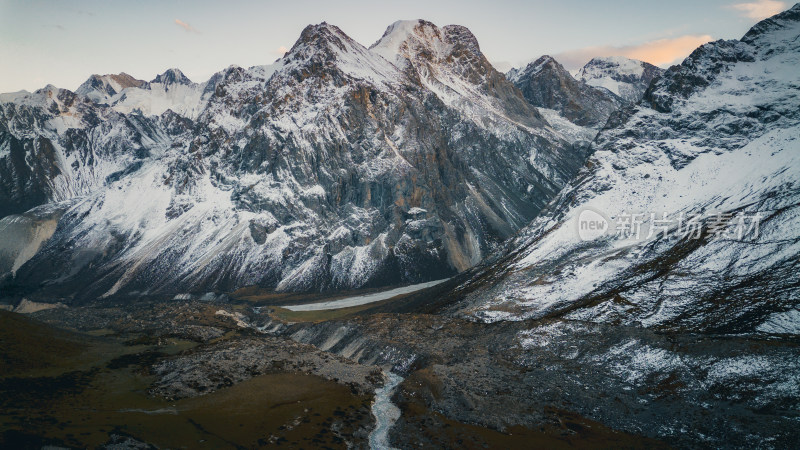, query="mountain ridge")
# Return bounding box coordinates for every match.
[0,19,587,302]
